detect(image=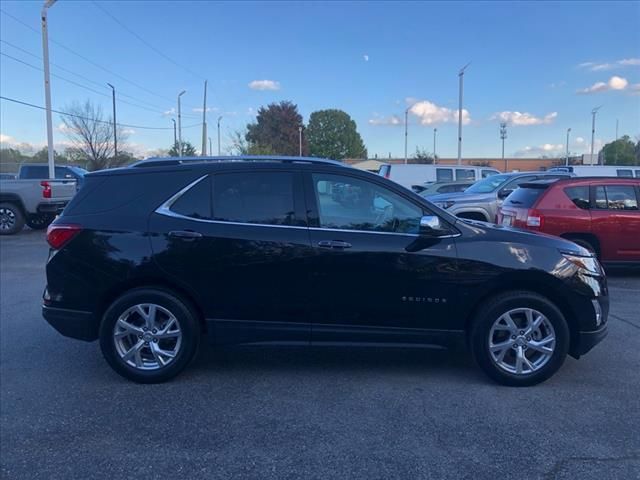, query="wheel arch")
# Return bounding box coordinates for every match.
[455,209,490,222]
[0,194,26,216]
[560,232,601,258]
